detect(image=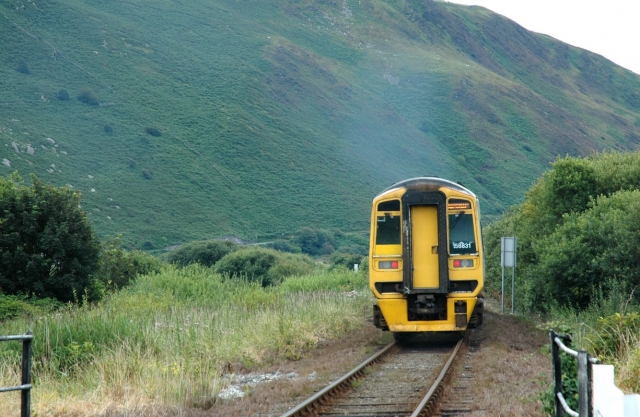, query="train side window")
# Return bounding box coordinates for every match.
[448,213,476,254]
